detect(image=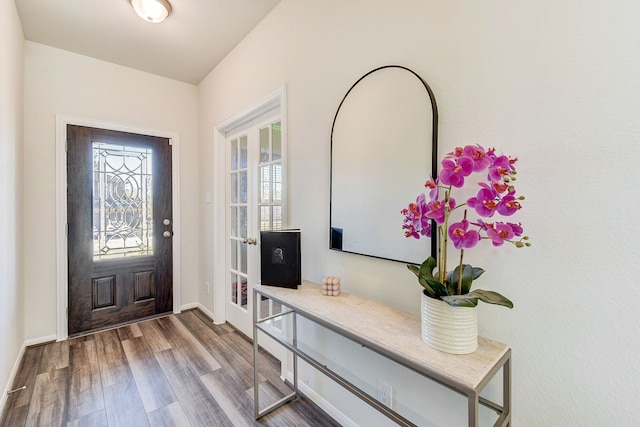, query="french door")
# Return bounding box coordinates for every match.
[225,112,284,337]
[67,125,173,335]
